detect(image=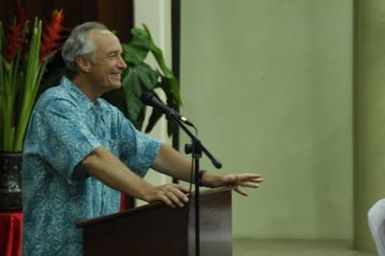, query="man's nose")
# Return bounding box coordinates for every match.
[118,56,128,69]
